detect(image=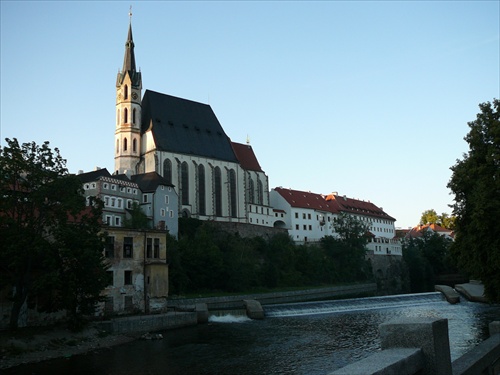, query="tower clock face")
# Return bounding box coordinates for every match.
[132,92,138,100]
